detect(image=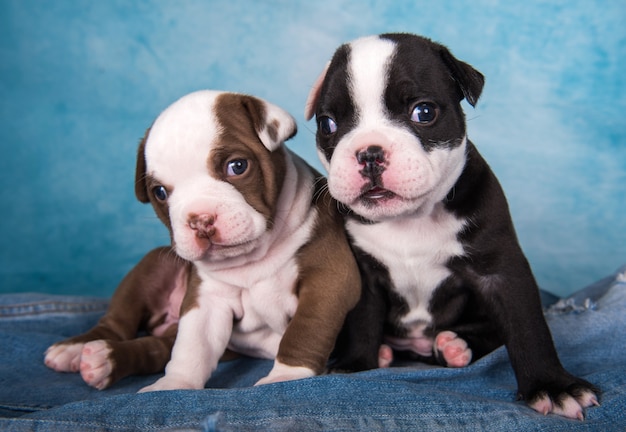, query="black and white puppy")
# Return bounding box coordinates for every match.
[305,33,598,419]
